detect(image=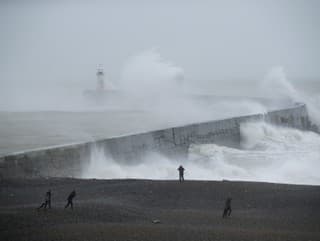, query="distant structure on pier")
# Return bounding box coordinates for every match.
[83,66,117,104]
